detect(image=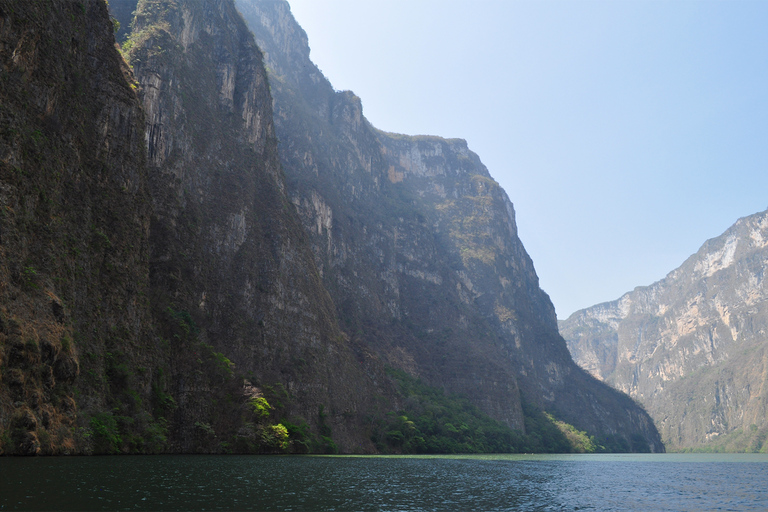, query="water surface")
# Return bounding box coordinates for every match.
[2,453,767,511]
